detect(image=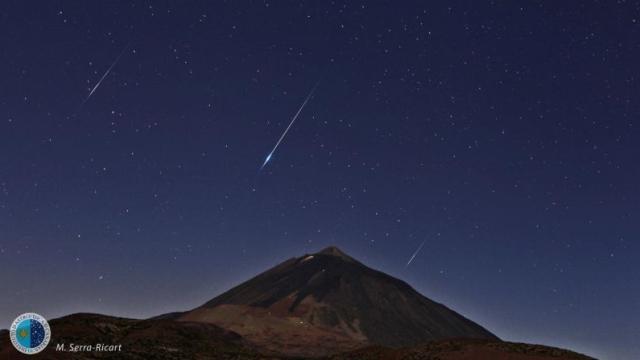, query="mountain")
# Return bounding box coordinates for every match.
[0,246,596,360]
[173,246,497,357]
